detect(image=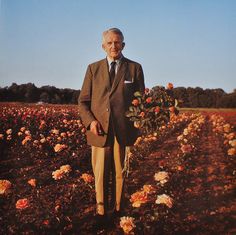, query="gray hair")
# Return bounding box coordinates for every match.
[102,28,124,43]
